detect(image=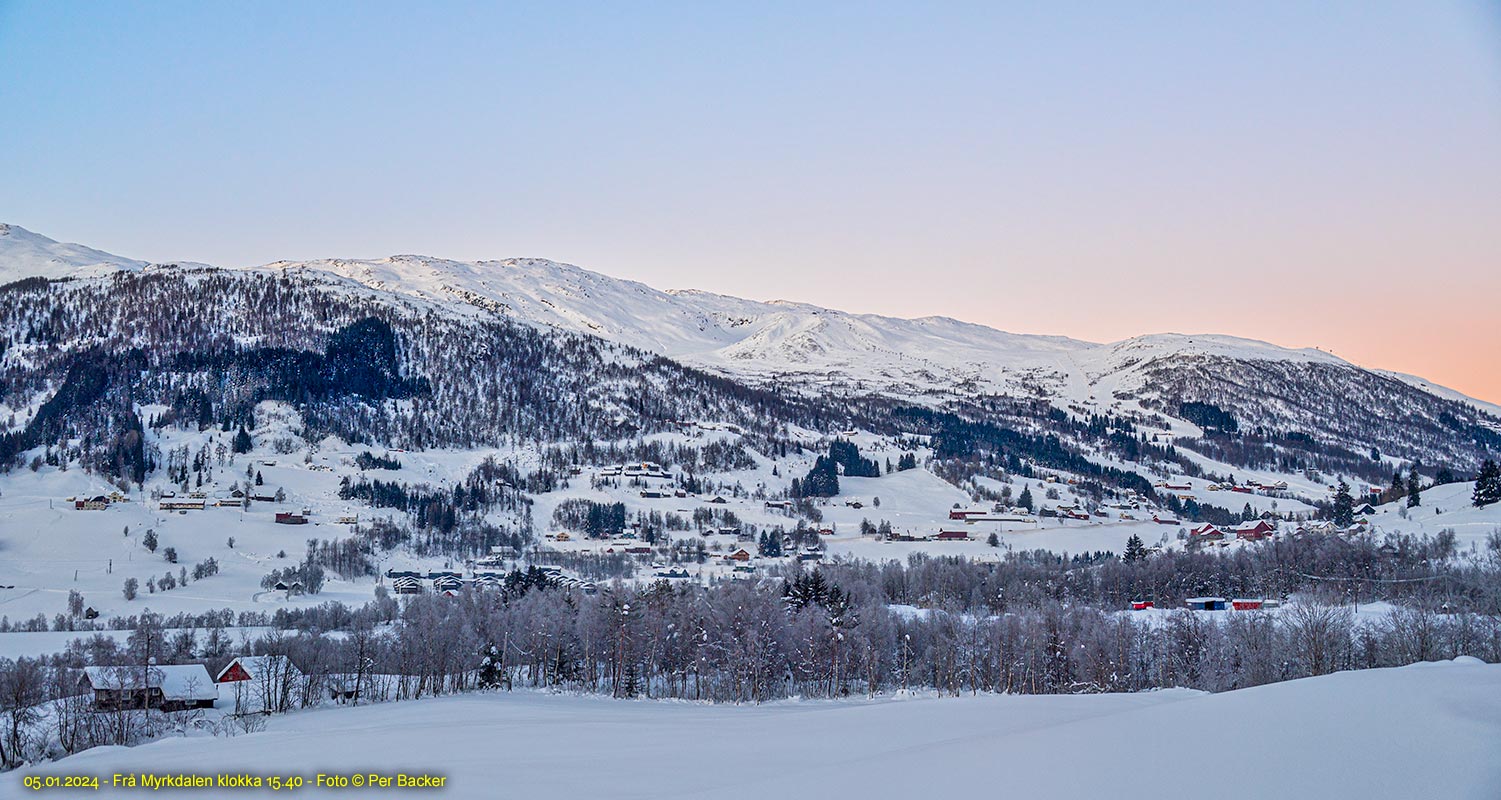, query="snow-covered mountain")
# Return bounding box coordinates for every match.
[2,223,1497,473]
[3,223,1480,409]
[0,223,148,280]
